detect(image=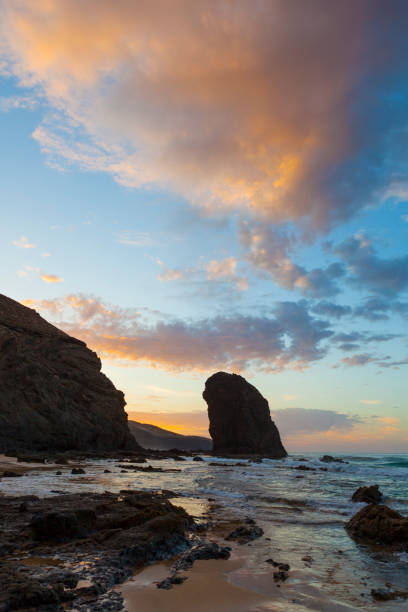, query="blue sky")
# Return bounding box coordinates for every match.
[1,0,407,451]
